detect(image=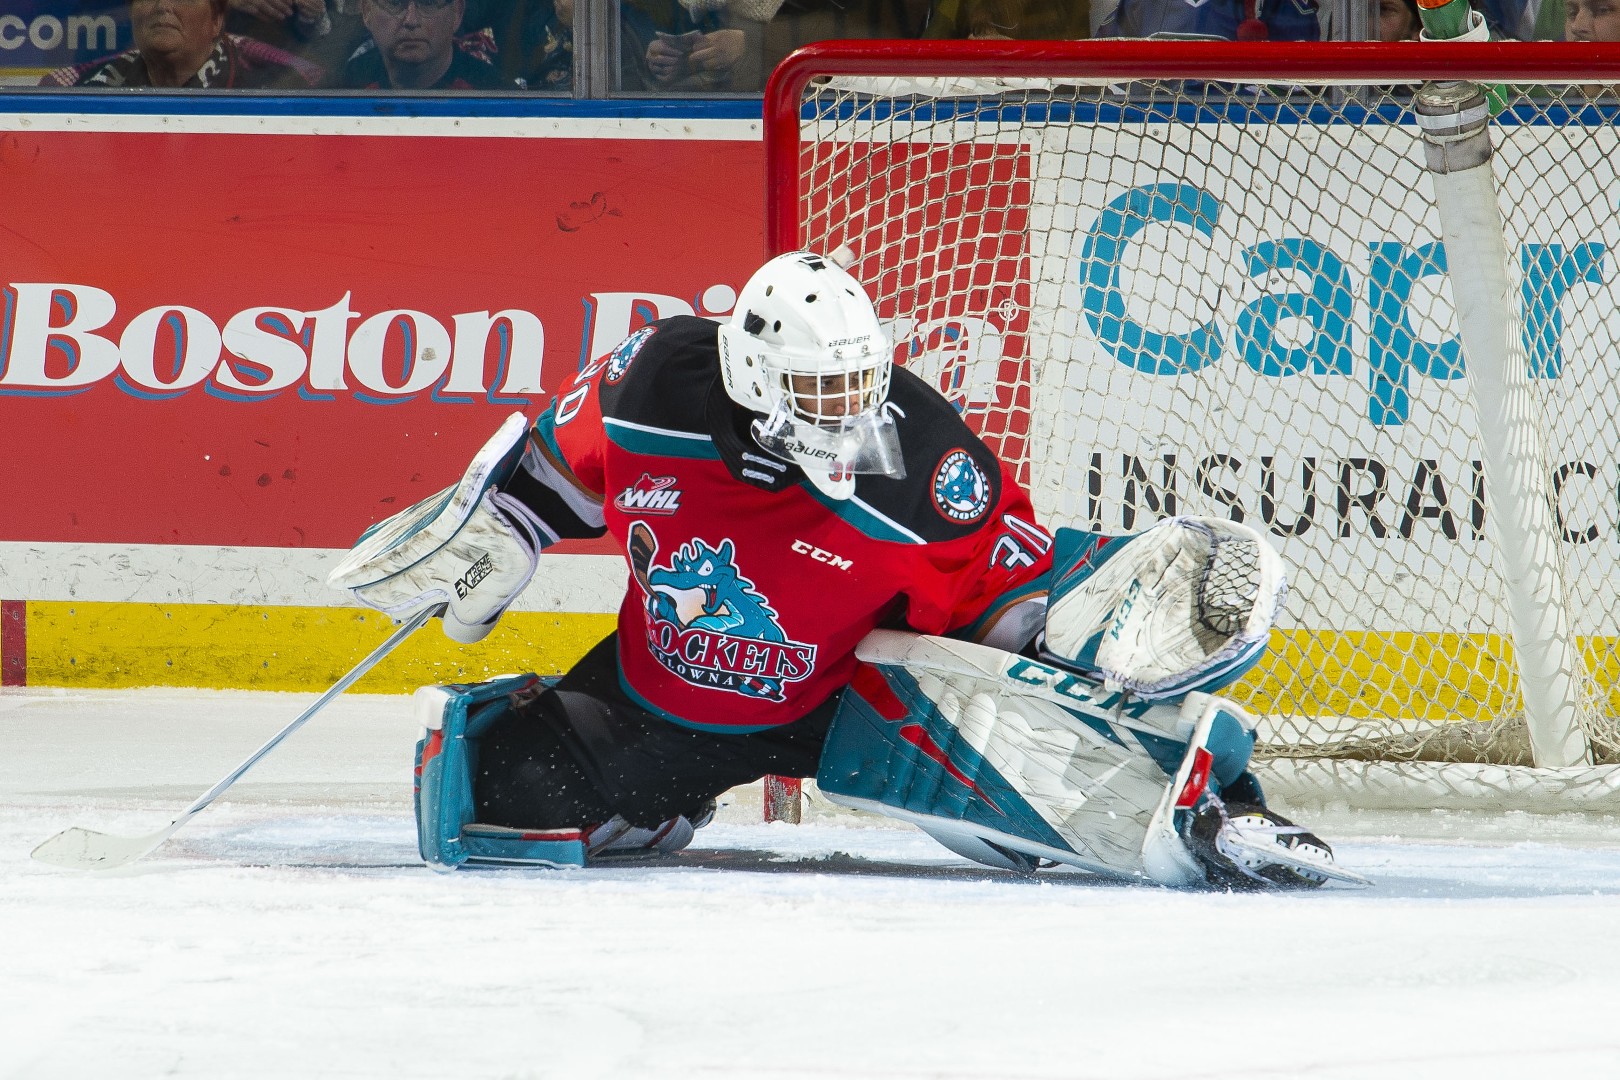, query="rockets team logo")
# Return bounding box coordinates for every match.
[605,325,656,384]
[932,449,991,523]
[629,523,816,701]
